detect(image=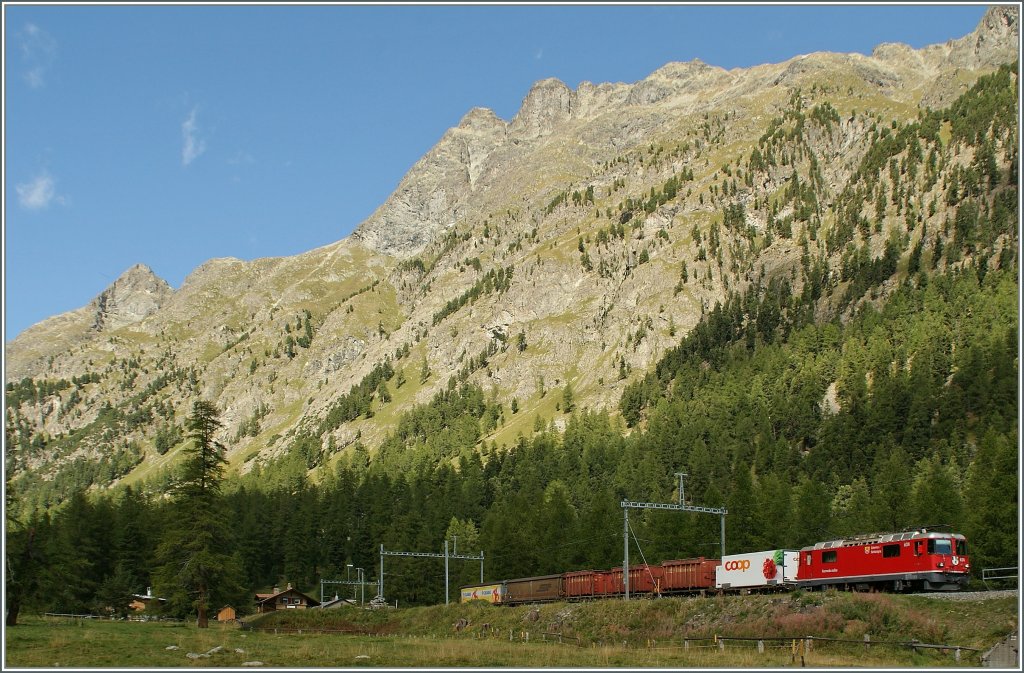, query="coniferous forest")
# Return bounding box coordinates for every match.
[5,64,1019,621]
